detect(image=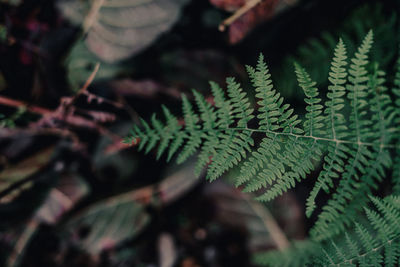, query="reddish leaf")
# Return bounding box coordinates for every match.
[209,0,245,11]
[211,0,298,44]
